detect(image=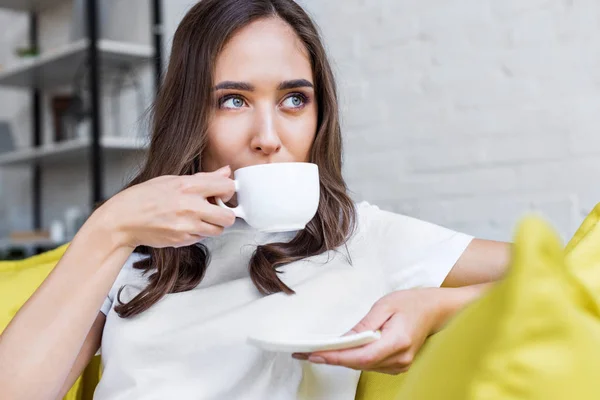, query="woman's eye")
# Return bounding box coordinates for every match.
[281,94,306,109]
[220,96,246,109]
